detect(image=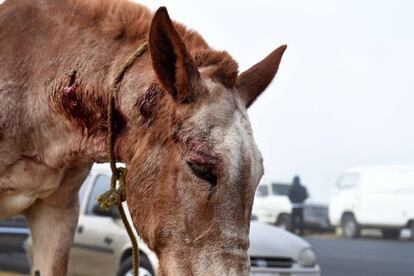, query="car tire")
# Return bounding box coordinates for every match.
[341,214,360,239]
[382,229,400,240]
[276,213,291,230]
[117,255,154,276]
